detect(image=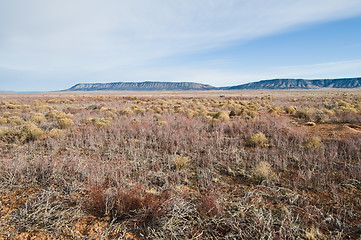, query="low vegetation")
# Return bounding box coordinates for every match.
[0,90,360,239]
